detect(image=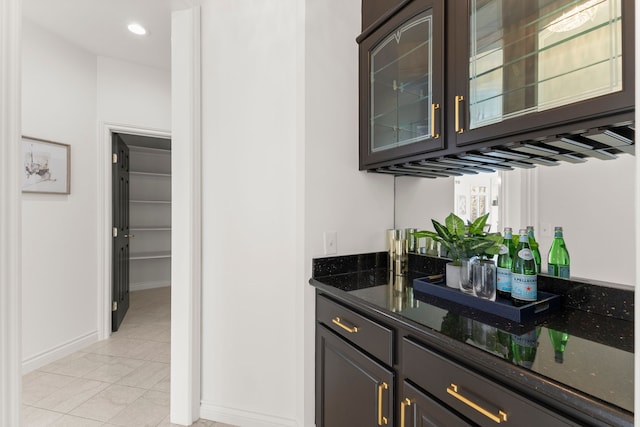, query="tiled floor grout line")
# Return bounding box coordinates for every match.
[21,287,229,427]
